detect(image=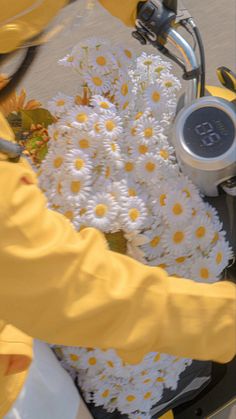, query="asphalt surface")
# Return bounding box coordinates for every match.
[20,0,236,102]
